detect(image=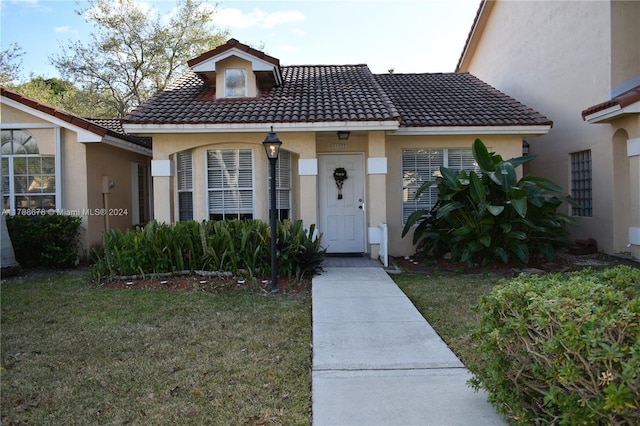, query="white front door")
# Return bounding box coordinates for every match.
[318,154,366,253]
